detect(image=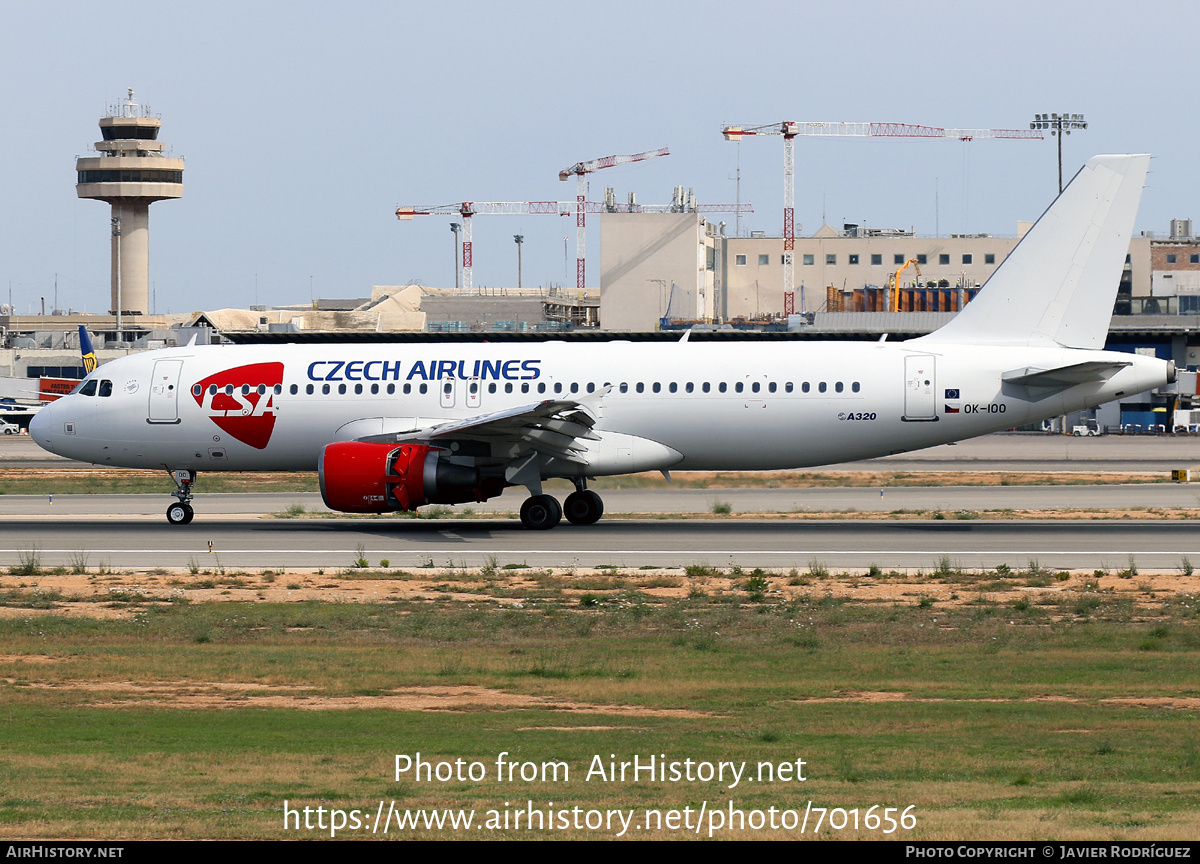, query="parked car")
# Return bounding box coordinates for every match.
[0,420,20,435]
